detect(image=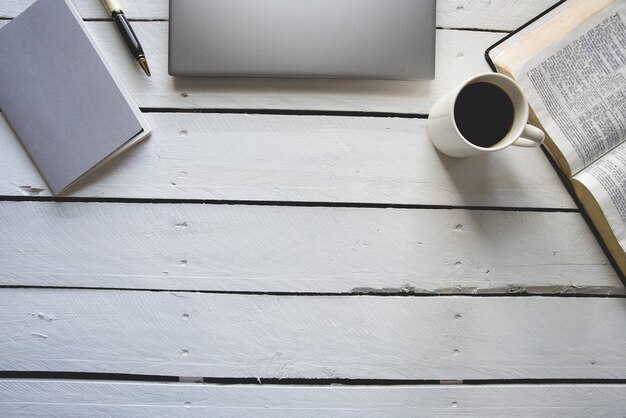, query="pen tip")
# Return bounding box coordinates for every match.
[138,57,151,77]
